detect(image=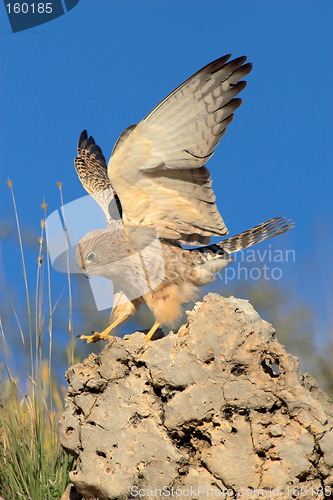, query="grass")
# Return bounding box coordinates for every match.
[0,362,72,500]
[0,180,74,500]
